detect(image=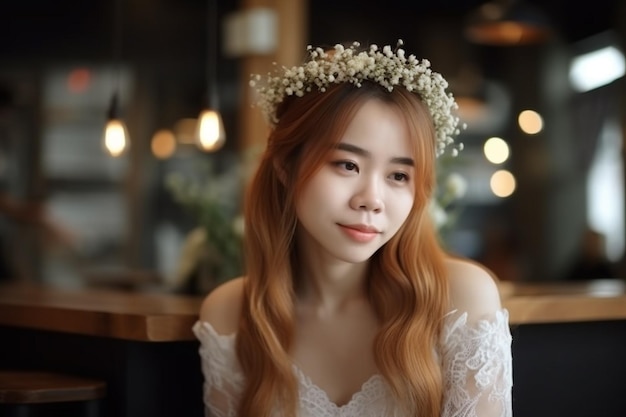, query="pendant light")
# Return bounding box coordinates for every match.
[195,0,226,152]
[464,0,553,46]
[104,92,129,157]
[103,0,129,157]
